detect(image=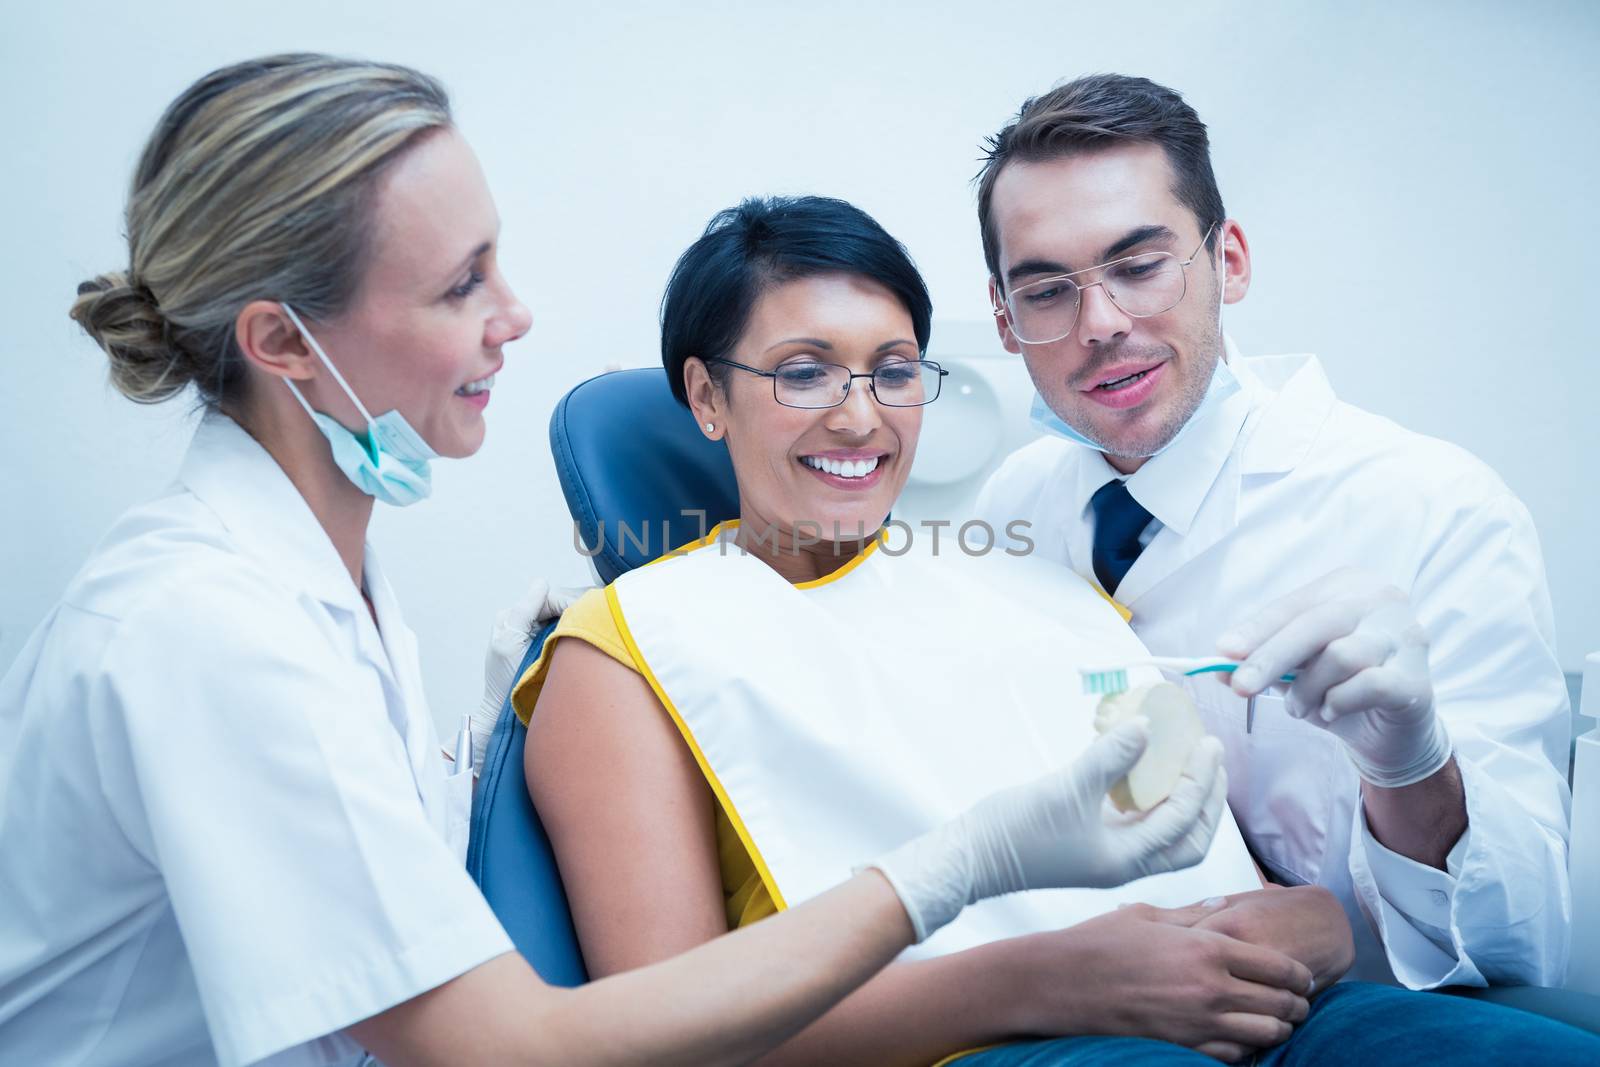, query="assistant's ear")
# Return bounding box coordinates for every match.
[989,278,1023,355]
[682,357,726,441]
[1217,220,1252,306]
[234,300,317,382]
